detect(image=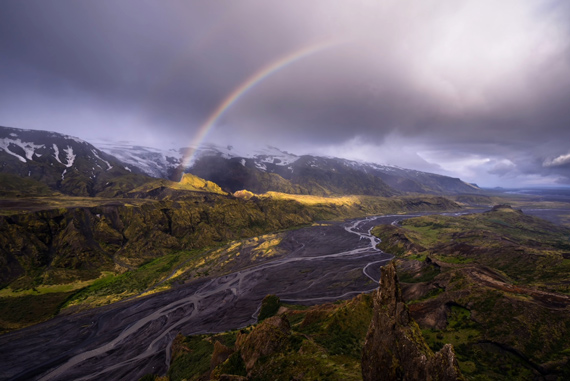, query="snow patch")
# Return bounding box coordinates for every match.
[63,146,76,168]
[0,137,44,163]
[95,141,182,178]
[240,159,246,167]
[252,146,299,166]
[196,144,299,167]
[255,162,267,171]
[91,149,113,170]
[52,144,63,165]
